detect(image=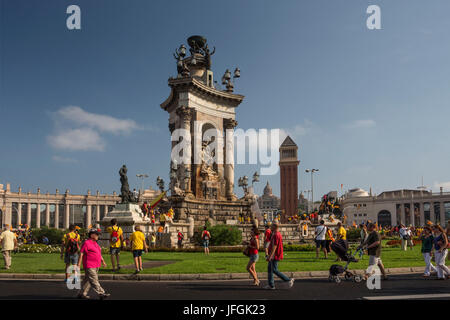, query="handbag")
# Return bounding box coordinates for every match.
[243,246,250,257]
